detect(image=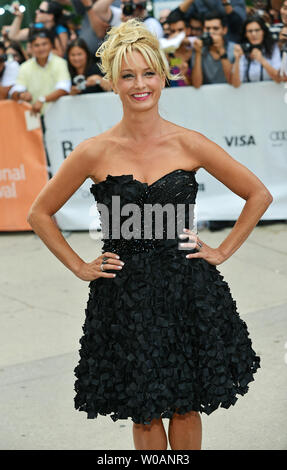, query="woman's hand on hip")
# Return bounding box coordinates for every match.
[75,252,125,281]
[179,228,226,266]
